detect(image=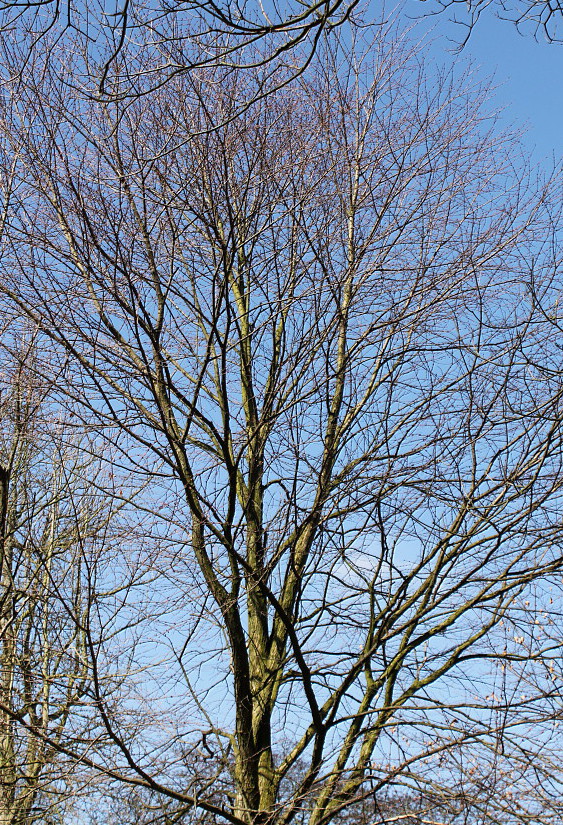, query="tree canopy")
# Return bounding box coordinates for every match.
[0,0,561,101]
